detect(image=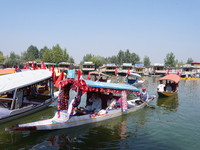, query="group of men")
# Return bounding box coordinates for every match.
[73,92,119,115]
[157,81,175,92]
